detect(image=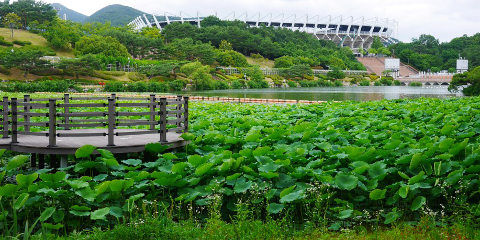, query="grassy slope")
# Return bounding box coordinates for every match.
[0,28,74,58]
[0,28,133,82]
[246,56,275,68]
